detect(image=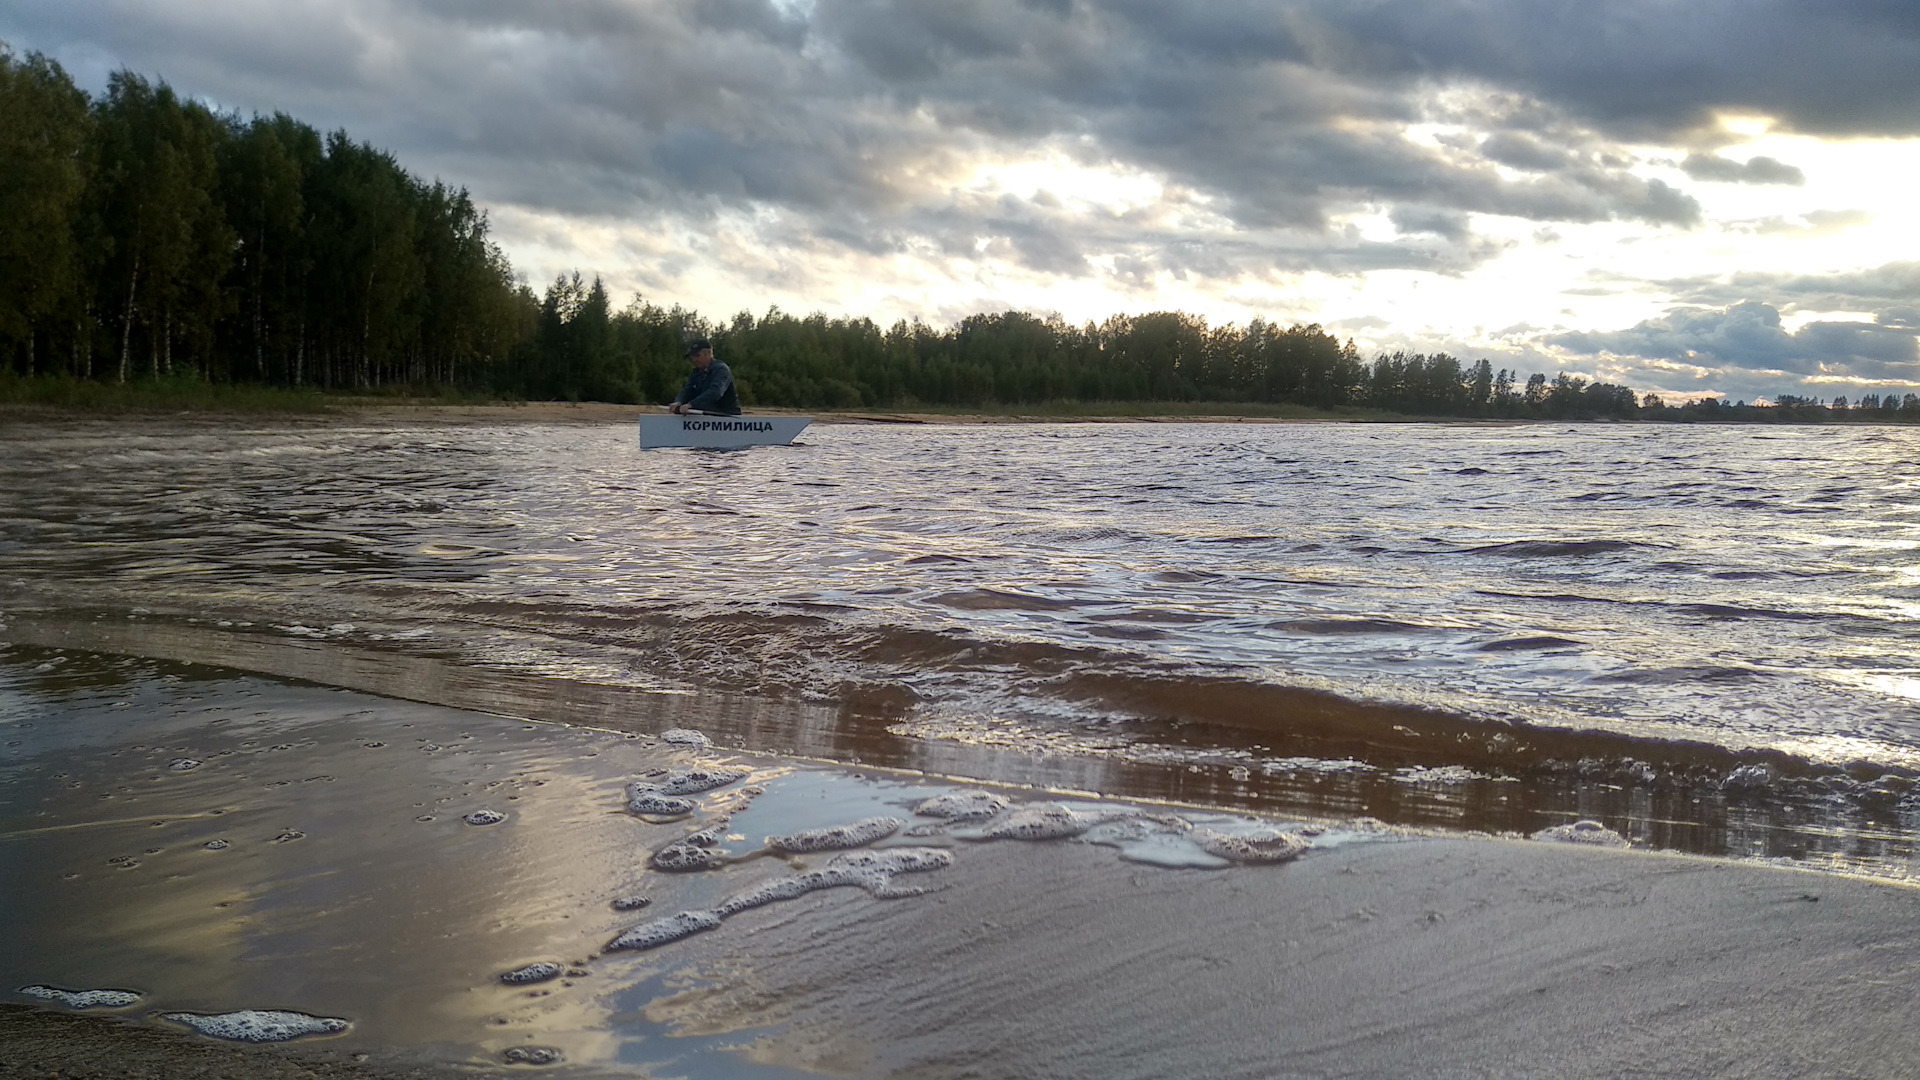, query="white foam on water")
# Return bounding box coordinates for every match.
[912,790,1009,821]
[651,819,735,872]
[648,767,749,796]
[1082,815,1230,869]
[822,847,954,897]
[168,758,202,772]
[463,809,507,826]
[767,816,903,853]
[1532,820,1630,847]
[651,842,726,872]
[619,847,956,953]
[1721,763,1776,795]
[611,894,651,911]
[978,803,1090,841]
[1196,828,1313,864]
[658,728,711,747]
[625,787,697,816]
[17,986,142,1009]
[500,962,564,985]
[203,840,229,850]
[606,909,724,951]
[503,1046,566,1065]
[162,1009,349,1042]
[625,767,749,817]
[715,875,815,916]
